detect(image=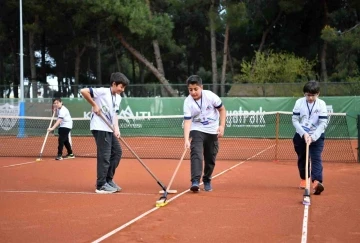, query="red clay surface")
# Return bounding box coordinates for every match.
[1,156,360,243]
[0,136,357,163]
